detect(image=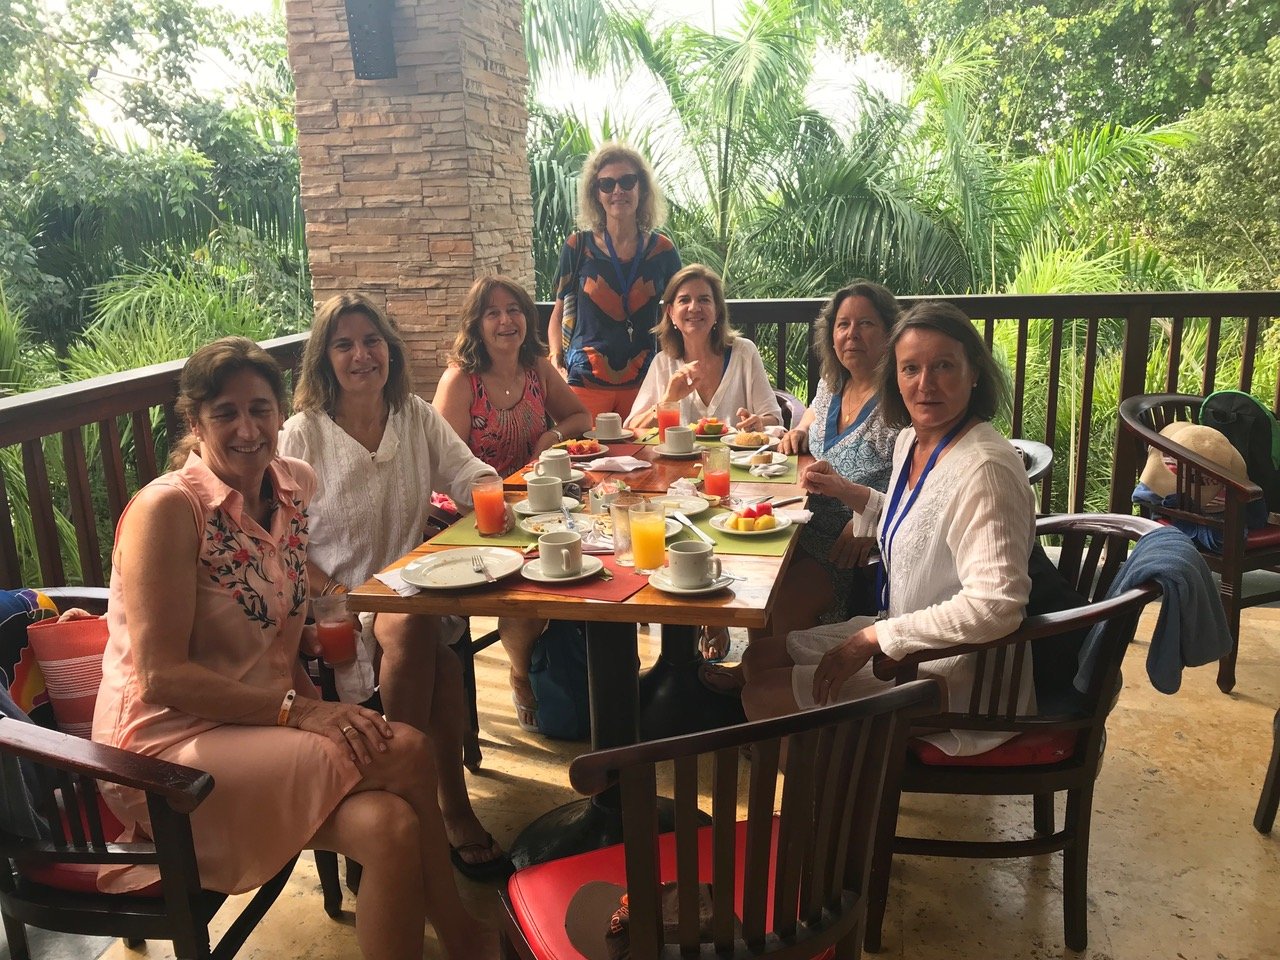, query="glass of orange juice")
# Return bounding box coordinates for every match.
[629,500,667,574]
[471,477,508,535]
[656,401,681,442]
